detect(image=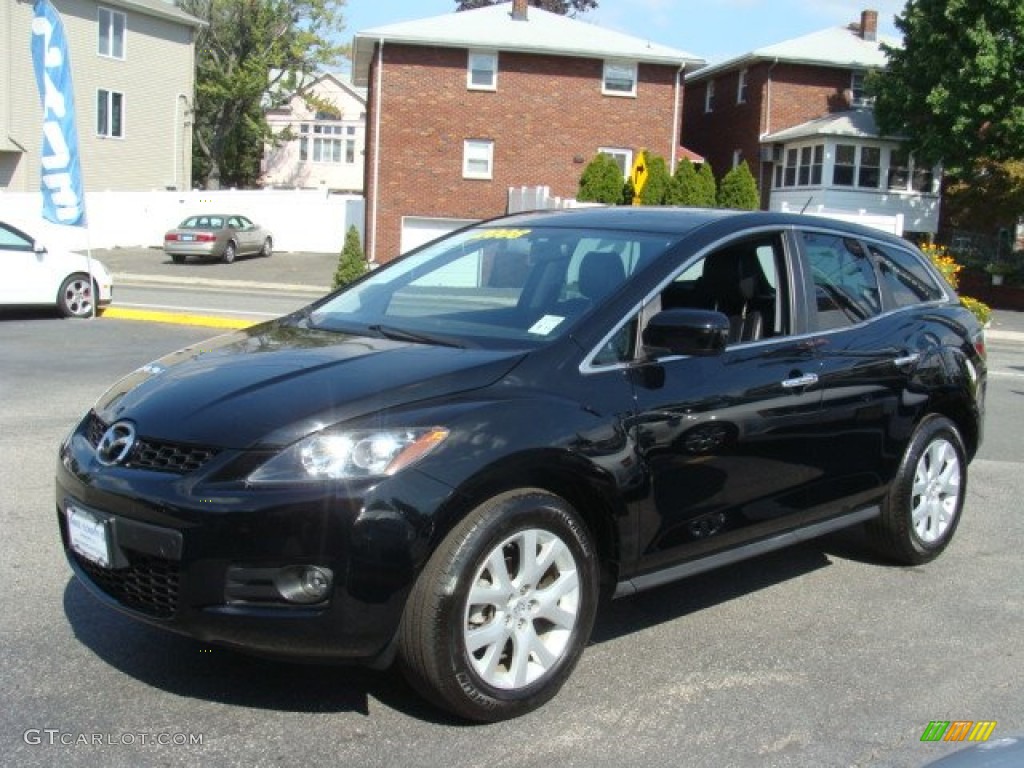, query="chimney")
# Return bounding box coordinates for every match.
[511,0,528,21]
[860,9,878,41]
